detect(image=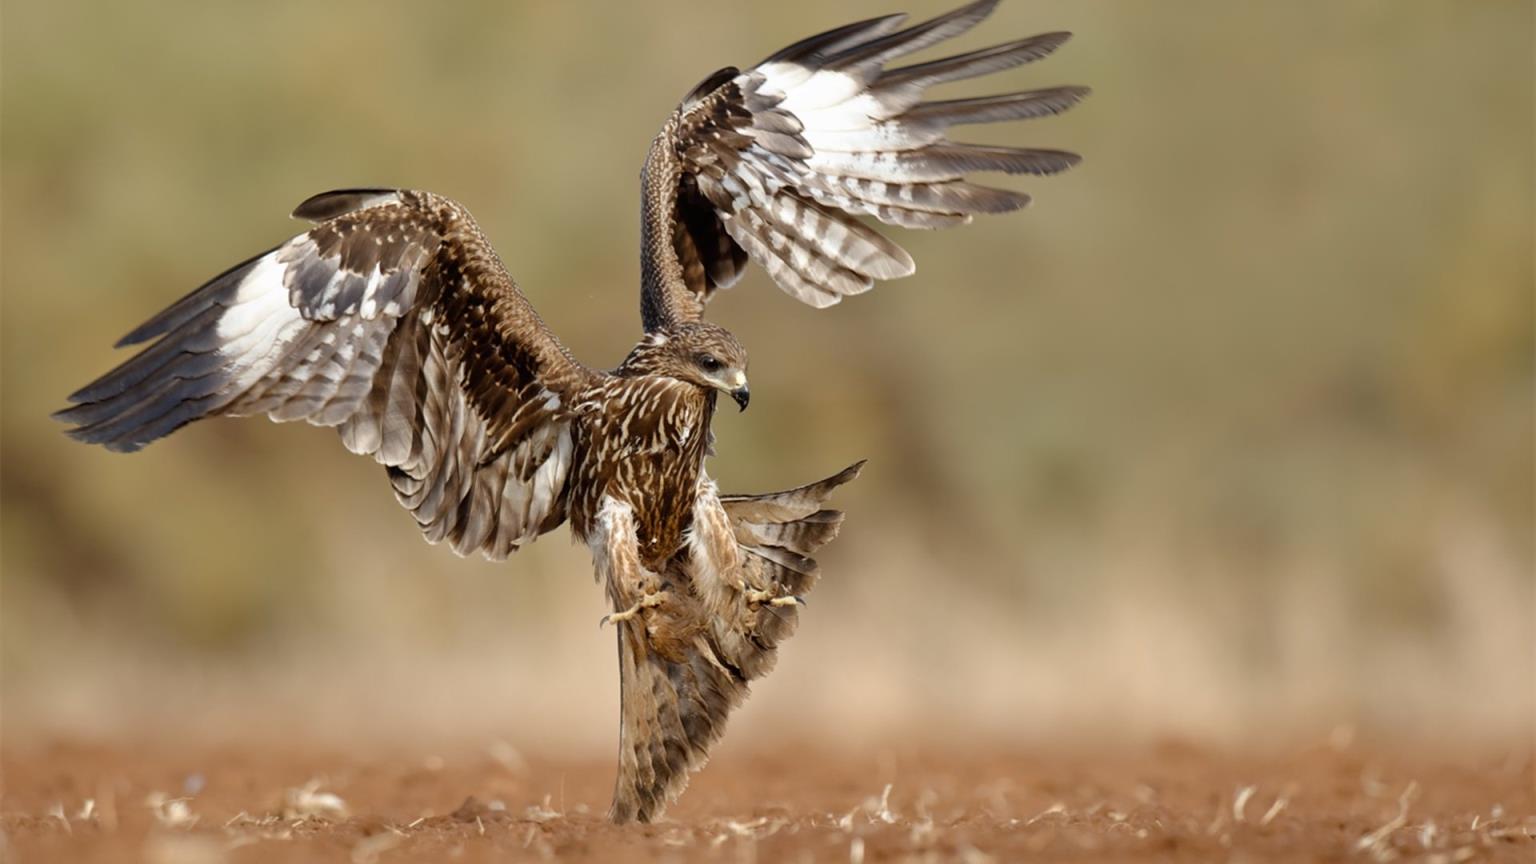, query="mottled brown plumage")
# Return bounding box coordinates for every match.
[57,0,1085,823]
